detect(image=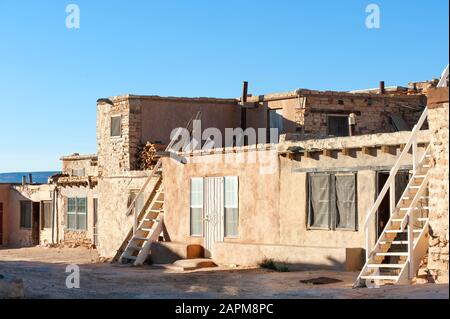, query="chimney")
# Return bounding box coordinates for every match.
[28,173,33,185]
[379,81,385,94]
[242,81,249,103]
